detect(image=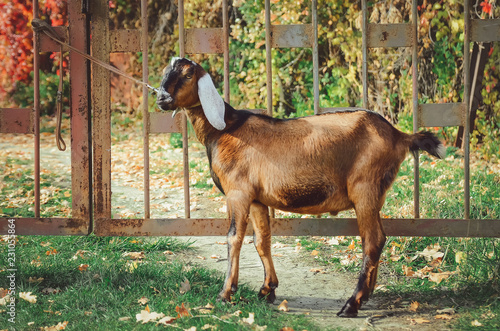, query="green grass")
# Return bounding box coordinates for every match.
[0,235,318,331]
